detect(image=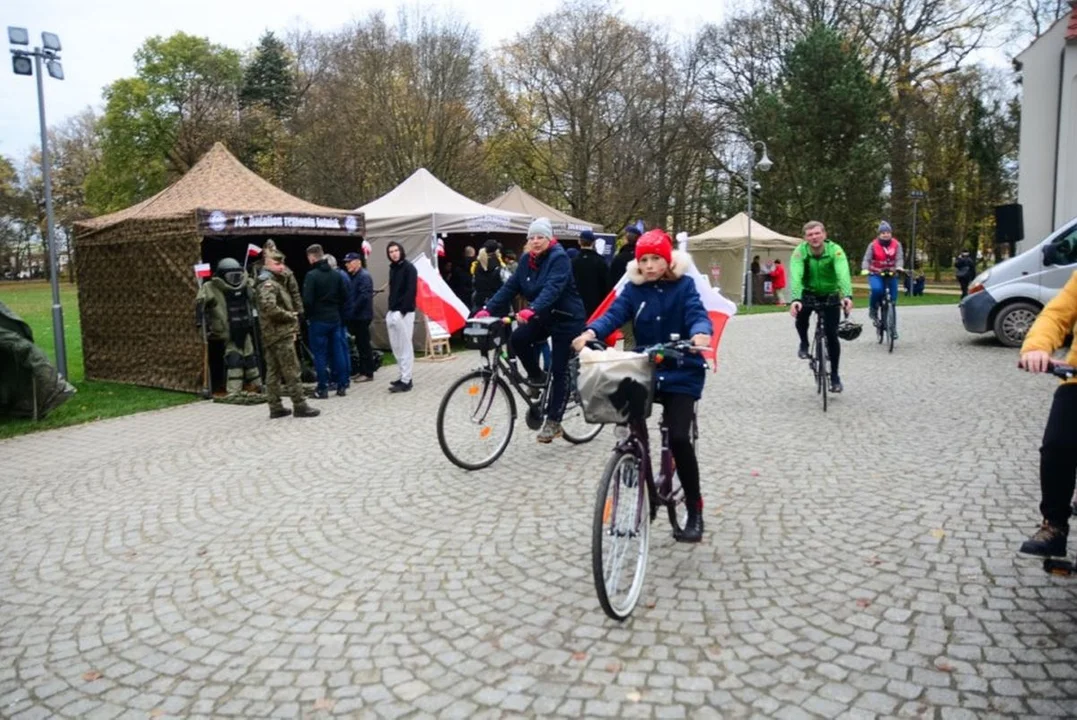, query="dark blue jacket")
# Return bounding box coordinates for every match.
[588,256,713,399]
[302,259,348,324]
[484,242,585,336]
[345,268,374,323]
